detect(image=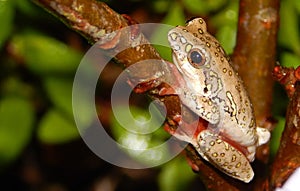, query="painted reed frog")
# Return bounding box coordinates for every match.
[167,18,270,183]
